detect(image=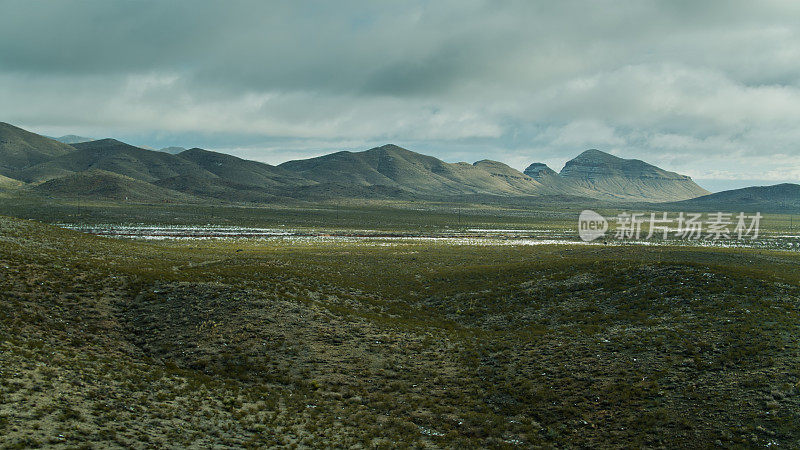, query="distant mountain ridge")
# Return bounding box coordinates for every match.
[1,121,770,206]
[16,138,218,184]
[520,150,709,201]
[180,148,312,188]
[279,144,544,196]
[160,146,186,154]
[52,135,93,144]
[671,183,800,212]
